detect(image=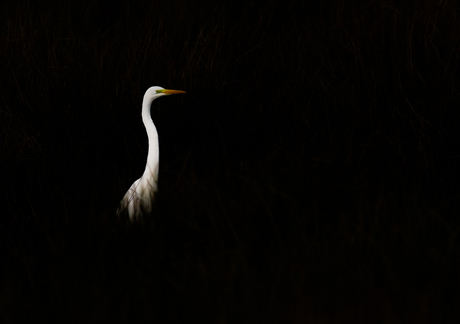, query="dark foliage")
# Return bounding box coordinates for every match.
[2,0,460,322]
